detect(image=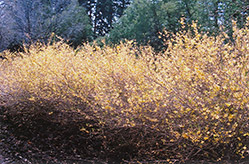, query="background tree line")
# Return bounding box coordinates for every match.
[0,0,248,52]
